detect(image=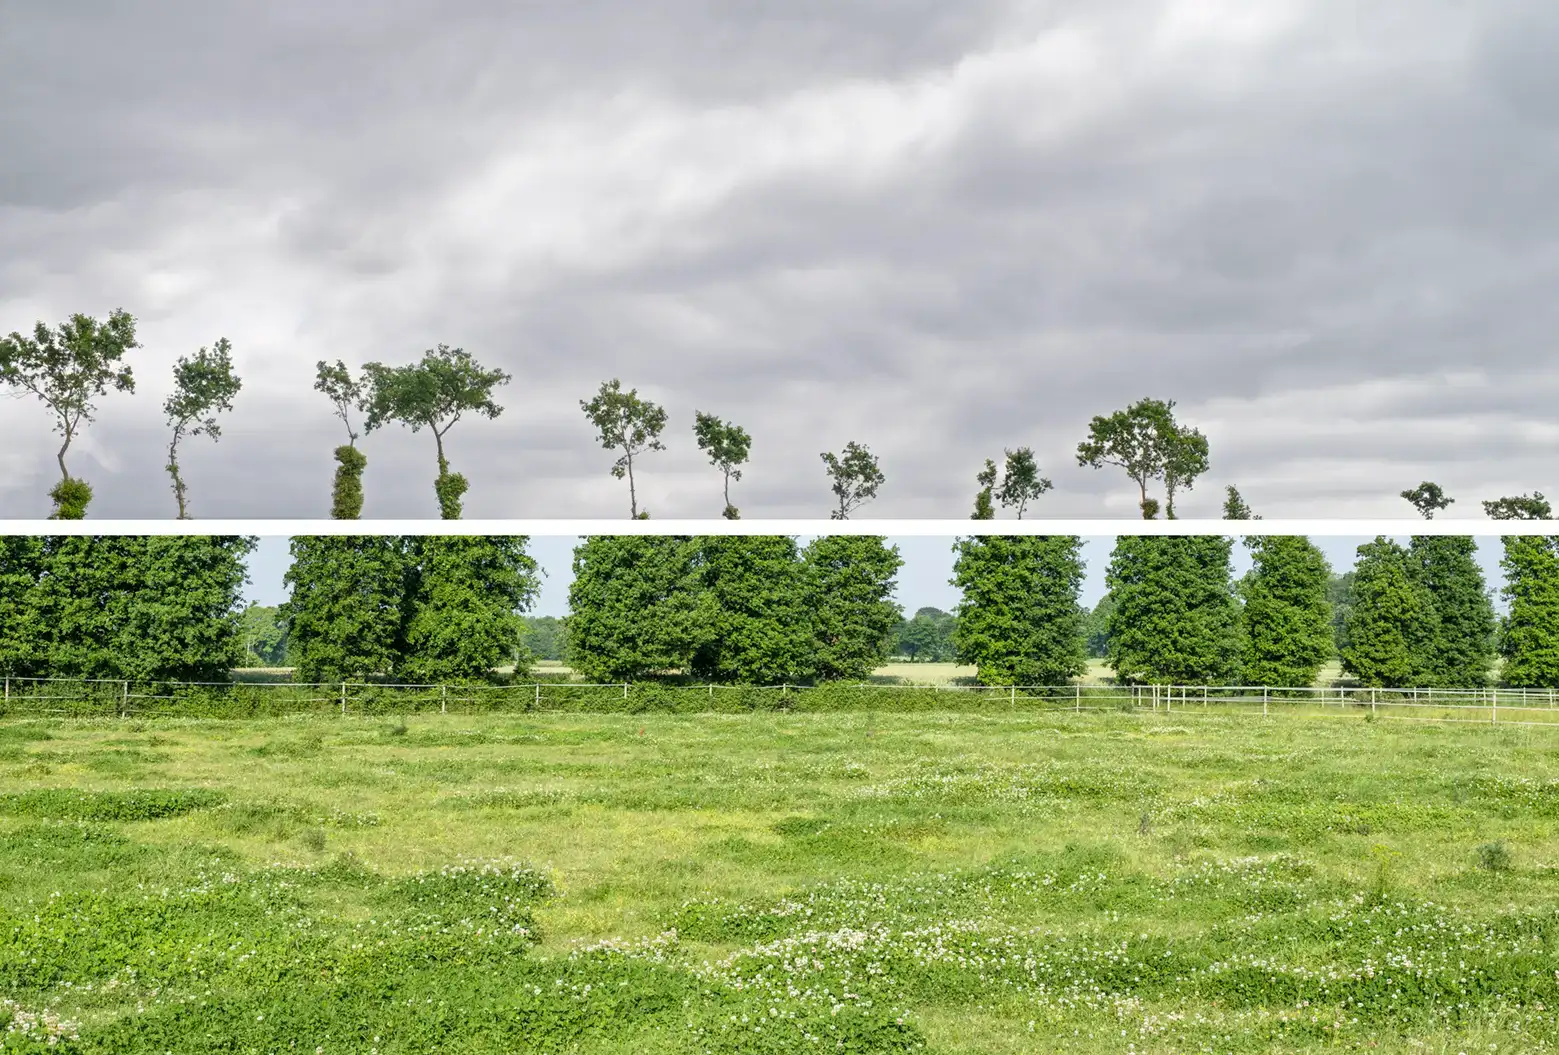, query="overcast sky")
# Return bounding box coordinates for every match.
[5,1,1558,520]
[243,535,1511,616]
